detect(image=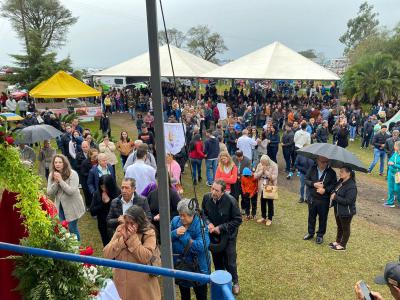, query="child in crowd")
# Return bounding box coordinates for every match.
[241,167,258,220]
